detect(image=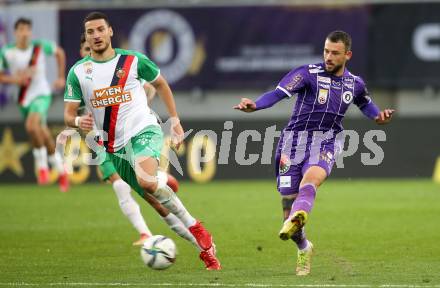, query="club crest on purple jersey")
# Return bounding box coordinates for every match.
[342,91,353,104]
[318,89,328,104]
